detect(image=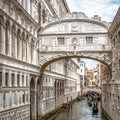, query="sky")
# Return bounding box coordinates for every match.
[81,58,99,69]
[66,0,120,22]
